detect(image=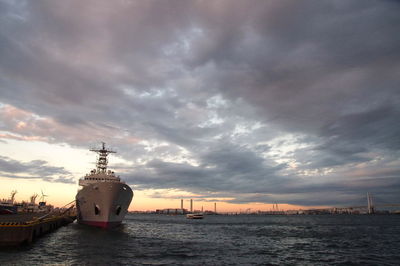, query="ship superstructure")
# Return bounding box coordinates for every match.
[0,190,18,214]
[76,143,133,228]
